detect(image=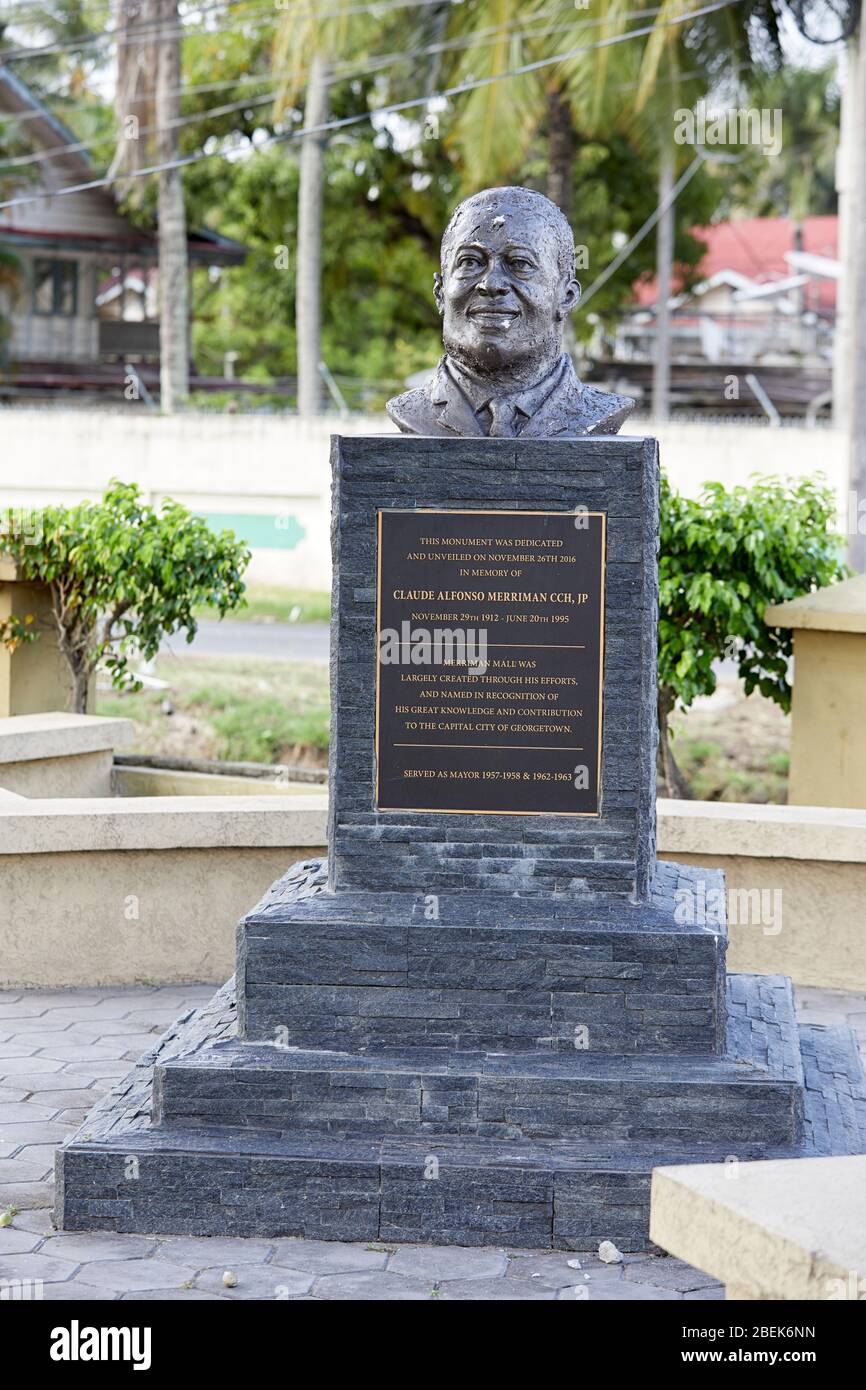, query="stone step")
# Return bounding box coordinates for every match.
[55,983,866,1251]
[153,975,803,1147]
[238,862,728,1055]
[58,1121,800,1251]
